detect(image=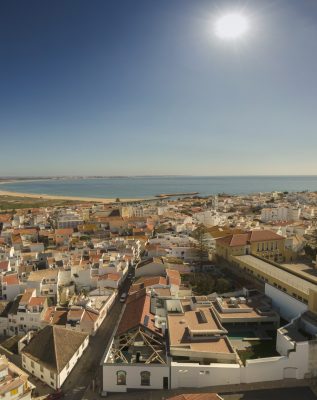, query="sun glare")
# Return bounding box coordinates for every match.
[214,13,250,40]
